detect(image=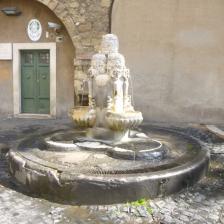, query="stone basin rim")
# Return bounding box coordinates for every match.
[9,144,209,180]
[8,126,210,204]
